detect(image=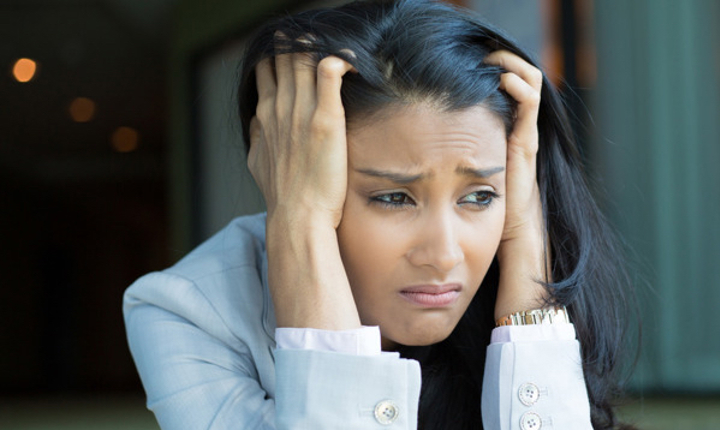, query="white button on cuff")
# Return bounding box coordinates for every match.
[518,382,540,406]
[520,411,542,430]
[374,400,399,425]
